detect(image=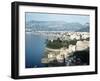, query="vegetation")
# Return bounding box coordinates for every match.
[46,38,77,49]
[46,38,63,49]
